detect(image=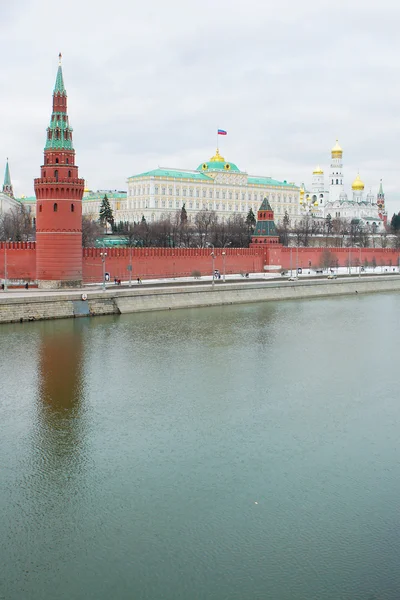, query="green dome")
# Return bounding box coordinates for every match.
[196,149,240,173]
